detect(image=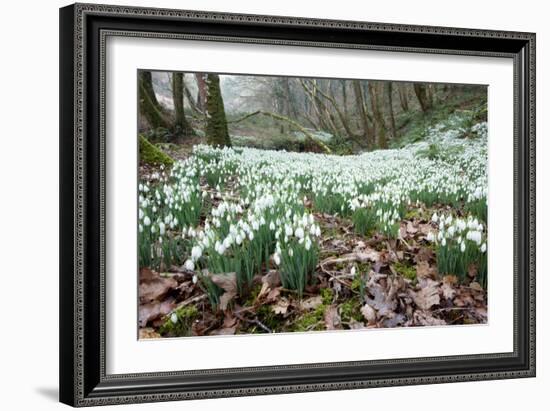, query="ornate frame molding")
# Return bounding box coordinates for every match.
[60,3,535,407]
